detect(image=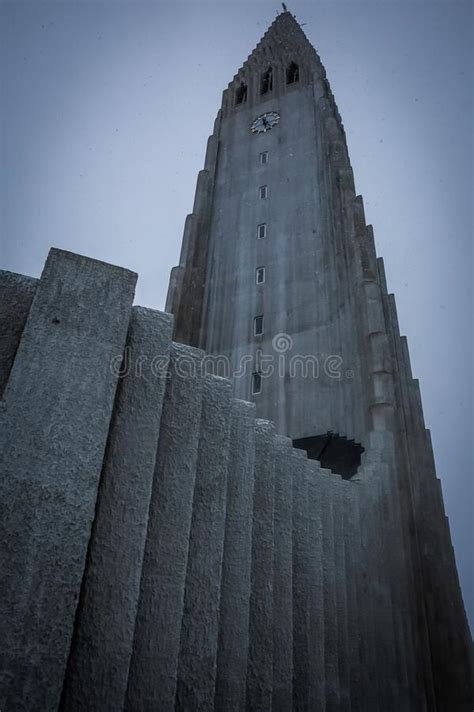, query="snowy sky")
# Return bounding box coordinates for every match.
[1,0,472,628]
